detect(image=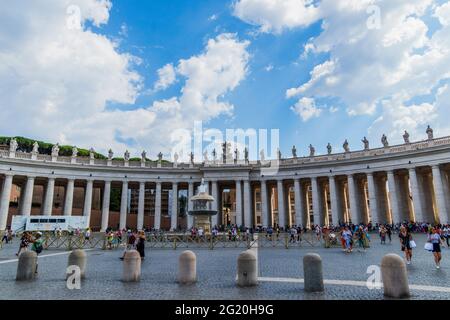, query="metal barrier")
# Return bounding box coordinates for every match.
[27,231,369,251]
[43,232,118,251]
